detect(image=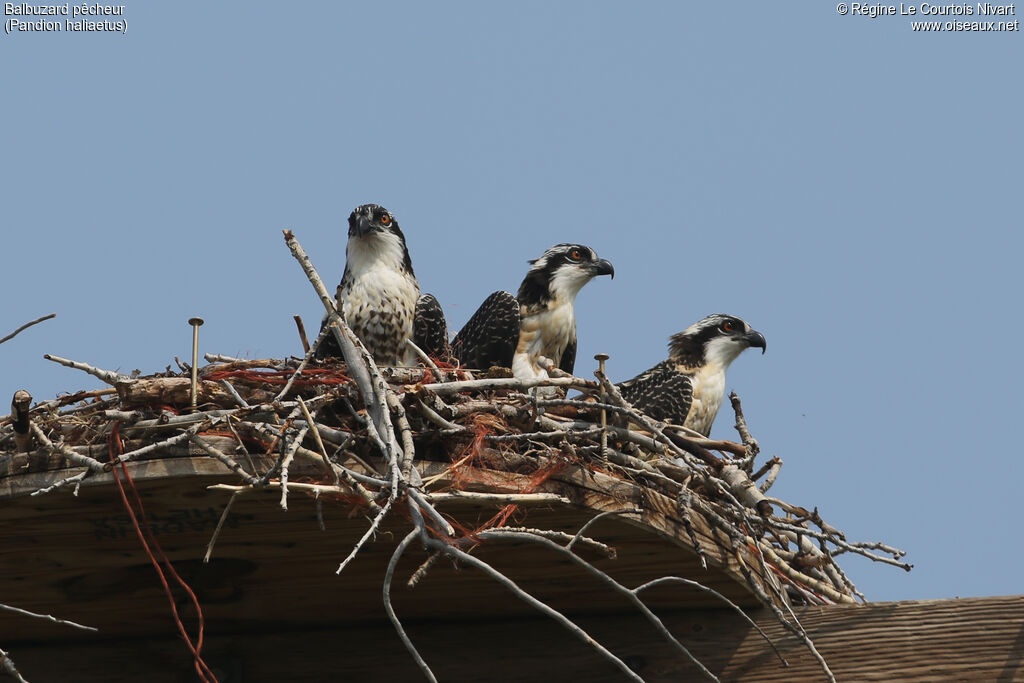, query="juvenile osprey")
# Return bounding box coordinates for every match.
[451,243,614,379]
[315,204,448,366]
[617,314,766,436]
